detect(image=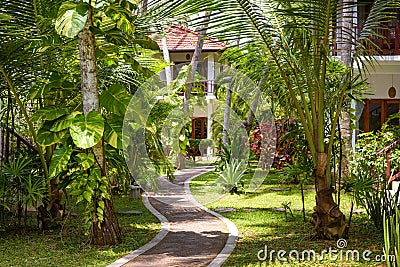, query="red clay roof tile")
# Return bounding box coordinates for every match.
[154,25,226,52]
